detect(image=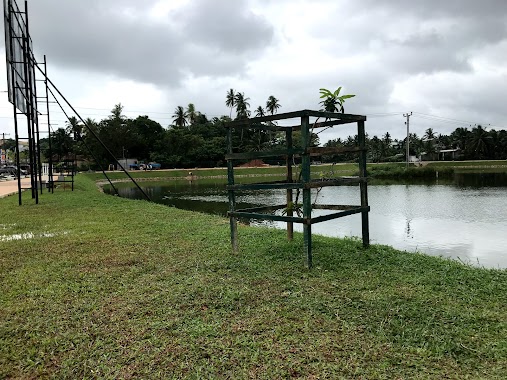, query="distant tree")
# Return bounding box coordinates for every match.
[66,116,83,141]
[450,127,470,151]
[172,106,187,128]
[319,87,355,113]
[424,128,436,141]
[186,103,197,125]
[0,138,16,151]
[266,95,281,115]
[254,106,265,118]
[51,128,74,161]
[225,89,236,118]
[469,125,492,159]
[110,103,125,121]
[234,92,250,119]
